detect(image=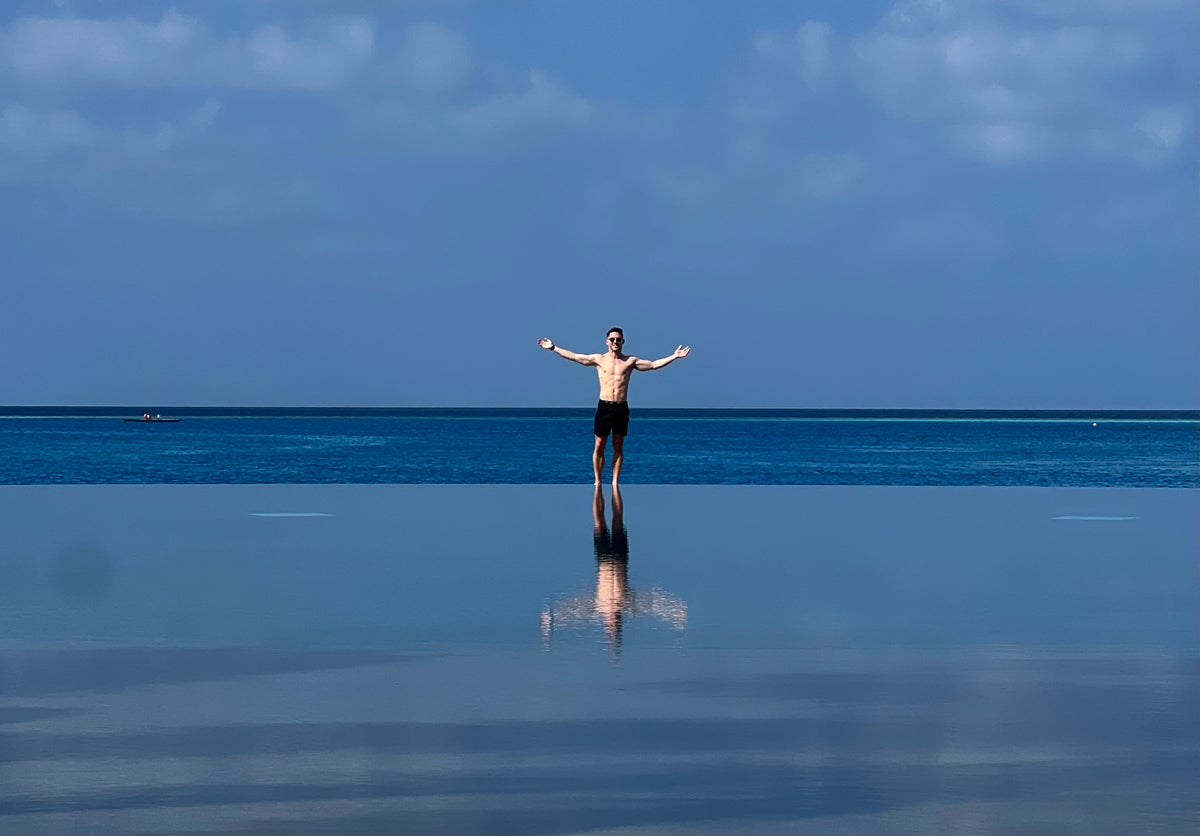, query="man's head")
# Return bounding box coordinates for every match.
[606,327,624,350]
